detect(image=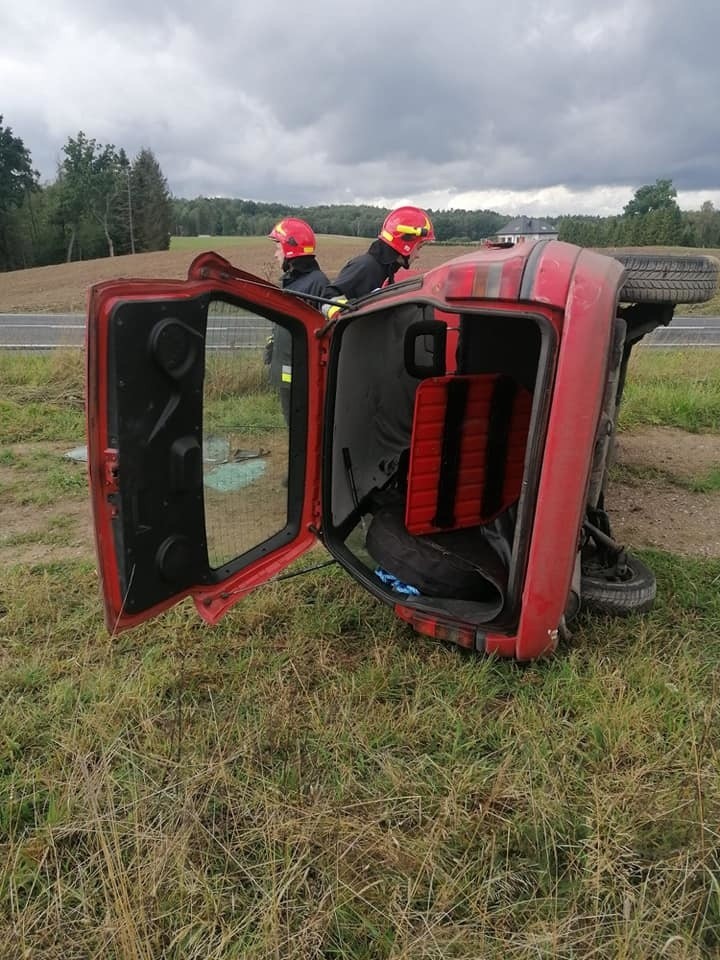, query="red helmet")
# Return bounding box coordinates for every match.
[268,217,316,259]
[379,206,435,256]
